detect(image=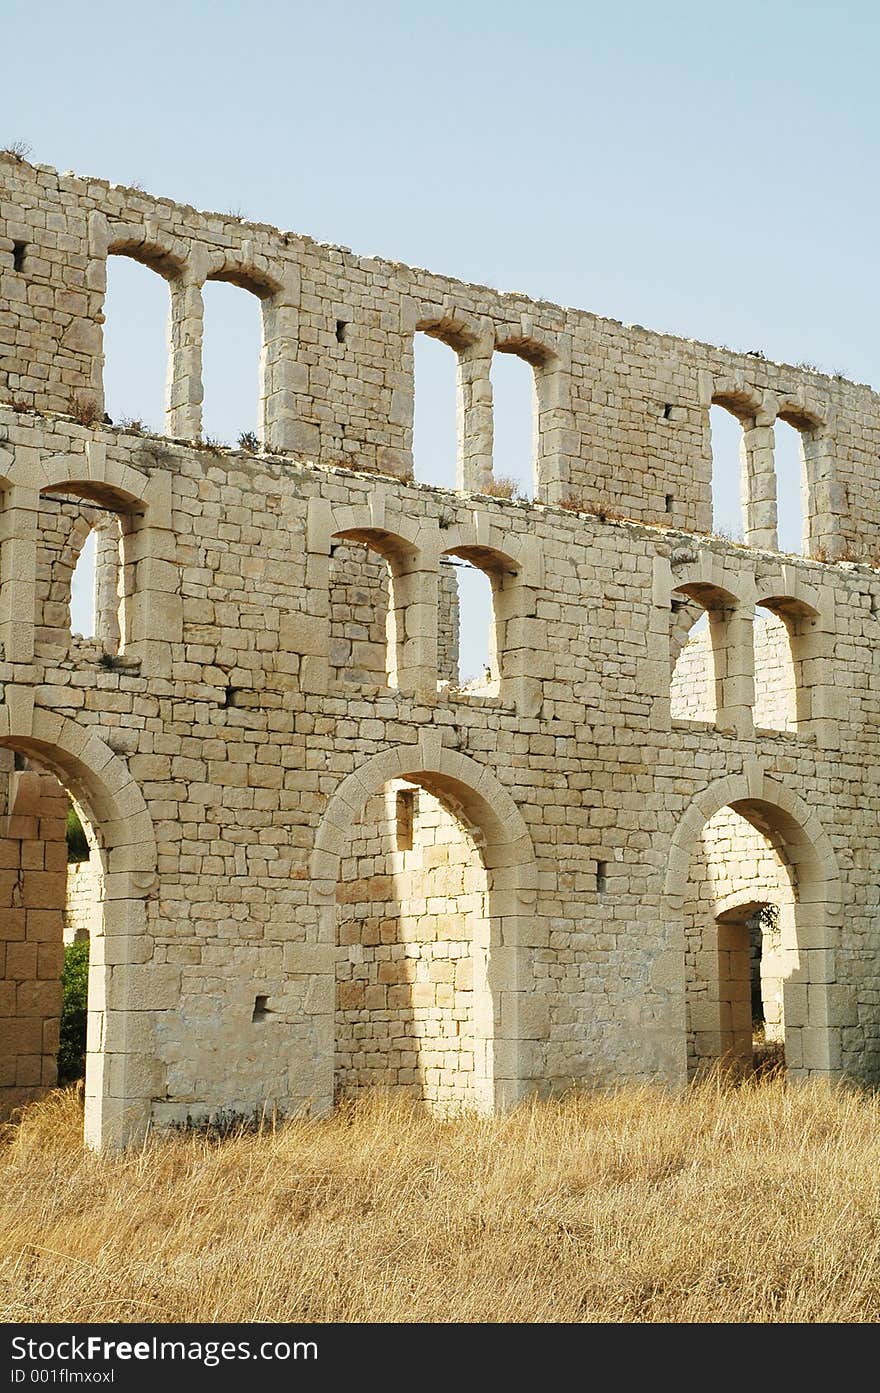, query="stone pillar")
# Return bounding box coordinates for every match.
[124,474,180,679]
[742,422,778,550]
[0,484,38,664]
[535,340,578,506]
[713,602,755,737]
[166,274,203,440]
[457,332,494,493]
[93,513,122,655]
[389,543,438,701]
[261,272,314,456]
